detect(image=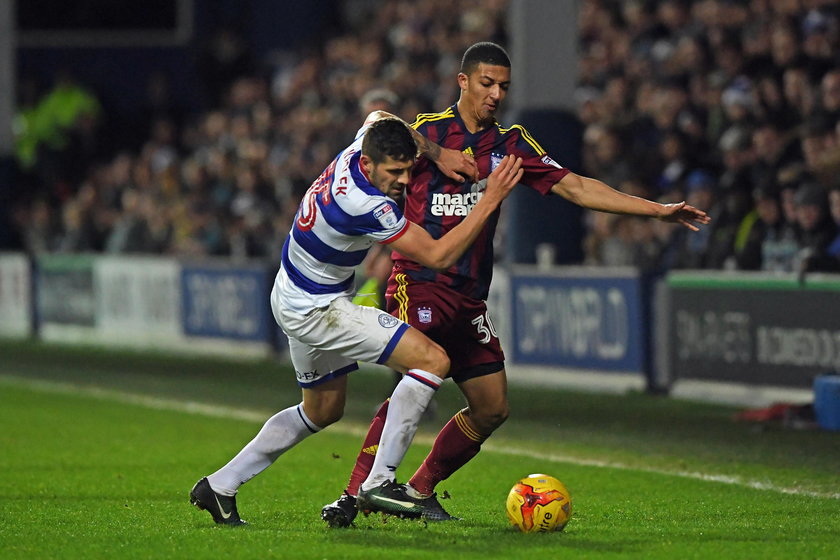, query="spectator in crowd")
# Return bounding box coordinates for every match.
[826,183,840,262]
[749,121,801,190]
[733,180,782,270]
[803,11,837,82]
[658,169,716,270]
[800,116,840,183]
[794,182,839,273]
[20,198,58,254]
[704,127,754,268]
[757,165,806,273]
